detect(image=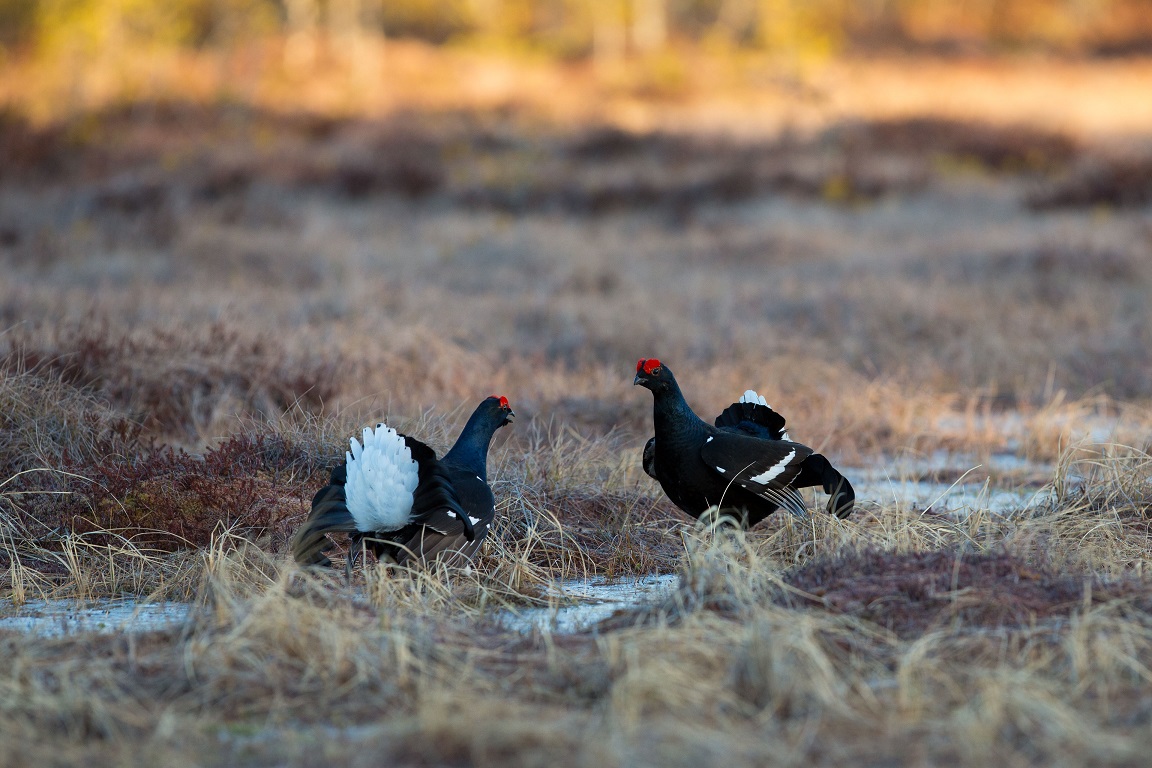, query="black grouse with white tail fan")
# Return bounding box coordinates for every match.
[635,359,853,527]
[291,396,514,571]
